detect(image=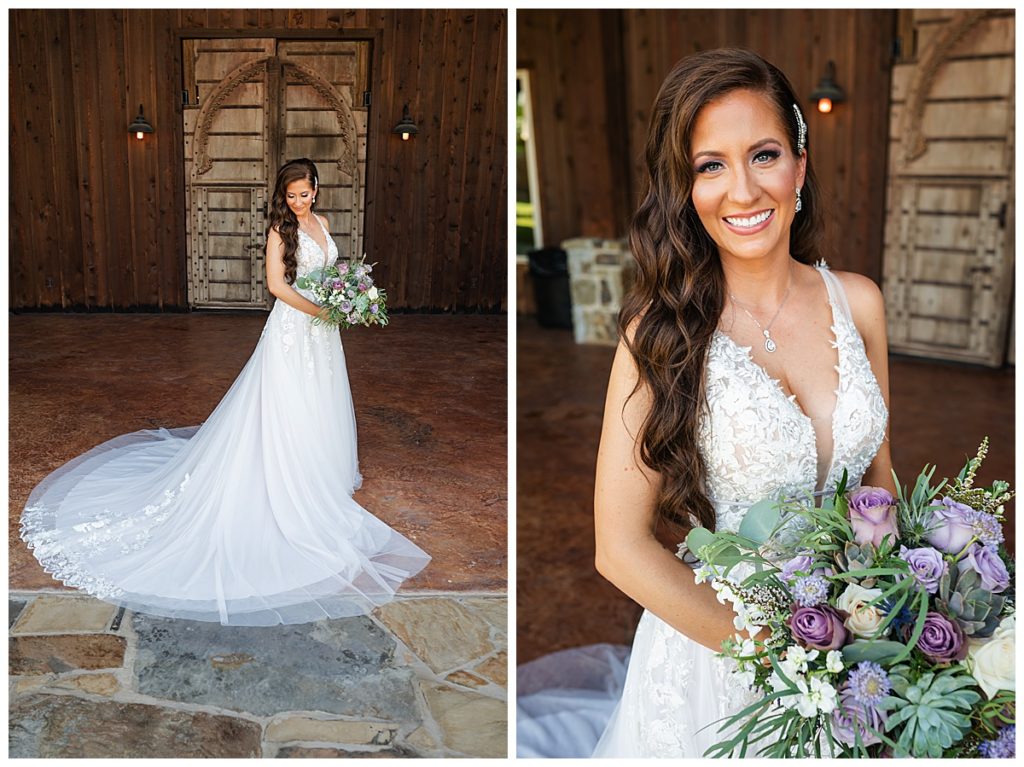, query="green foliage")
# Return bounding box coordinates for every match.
[841,640,908,665]
[738,498,782,546]
[893,464,946,548]
[946,438,1015,519]
[885,667,981,757]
